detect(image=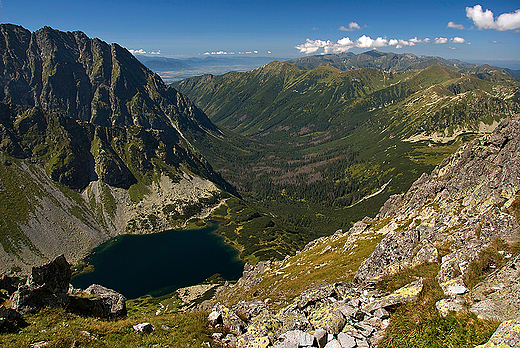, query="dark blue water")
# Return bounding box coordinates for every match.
[71,223,244,299]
